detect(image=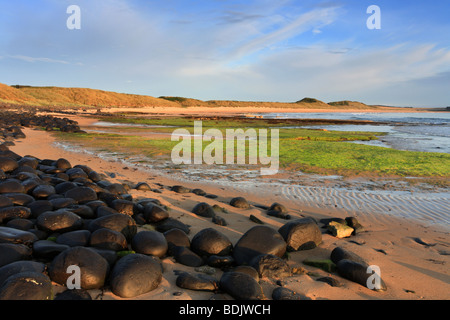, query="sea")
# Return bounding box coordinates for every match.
[259,111,450,154]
